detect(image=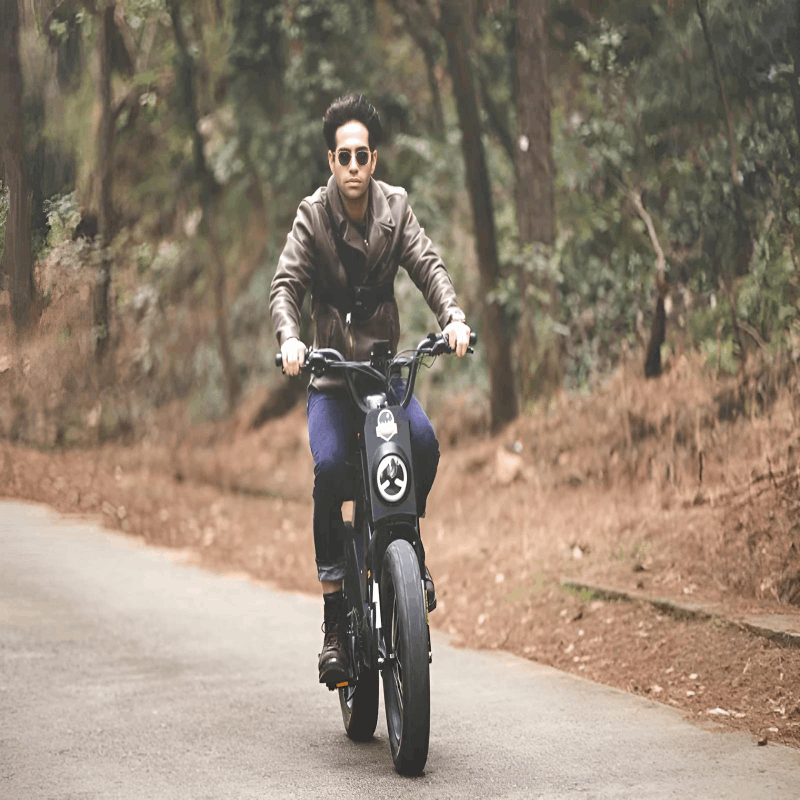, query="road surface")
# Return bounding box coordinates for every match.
[1,501,797,798]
